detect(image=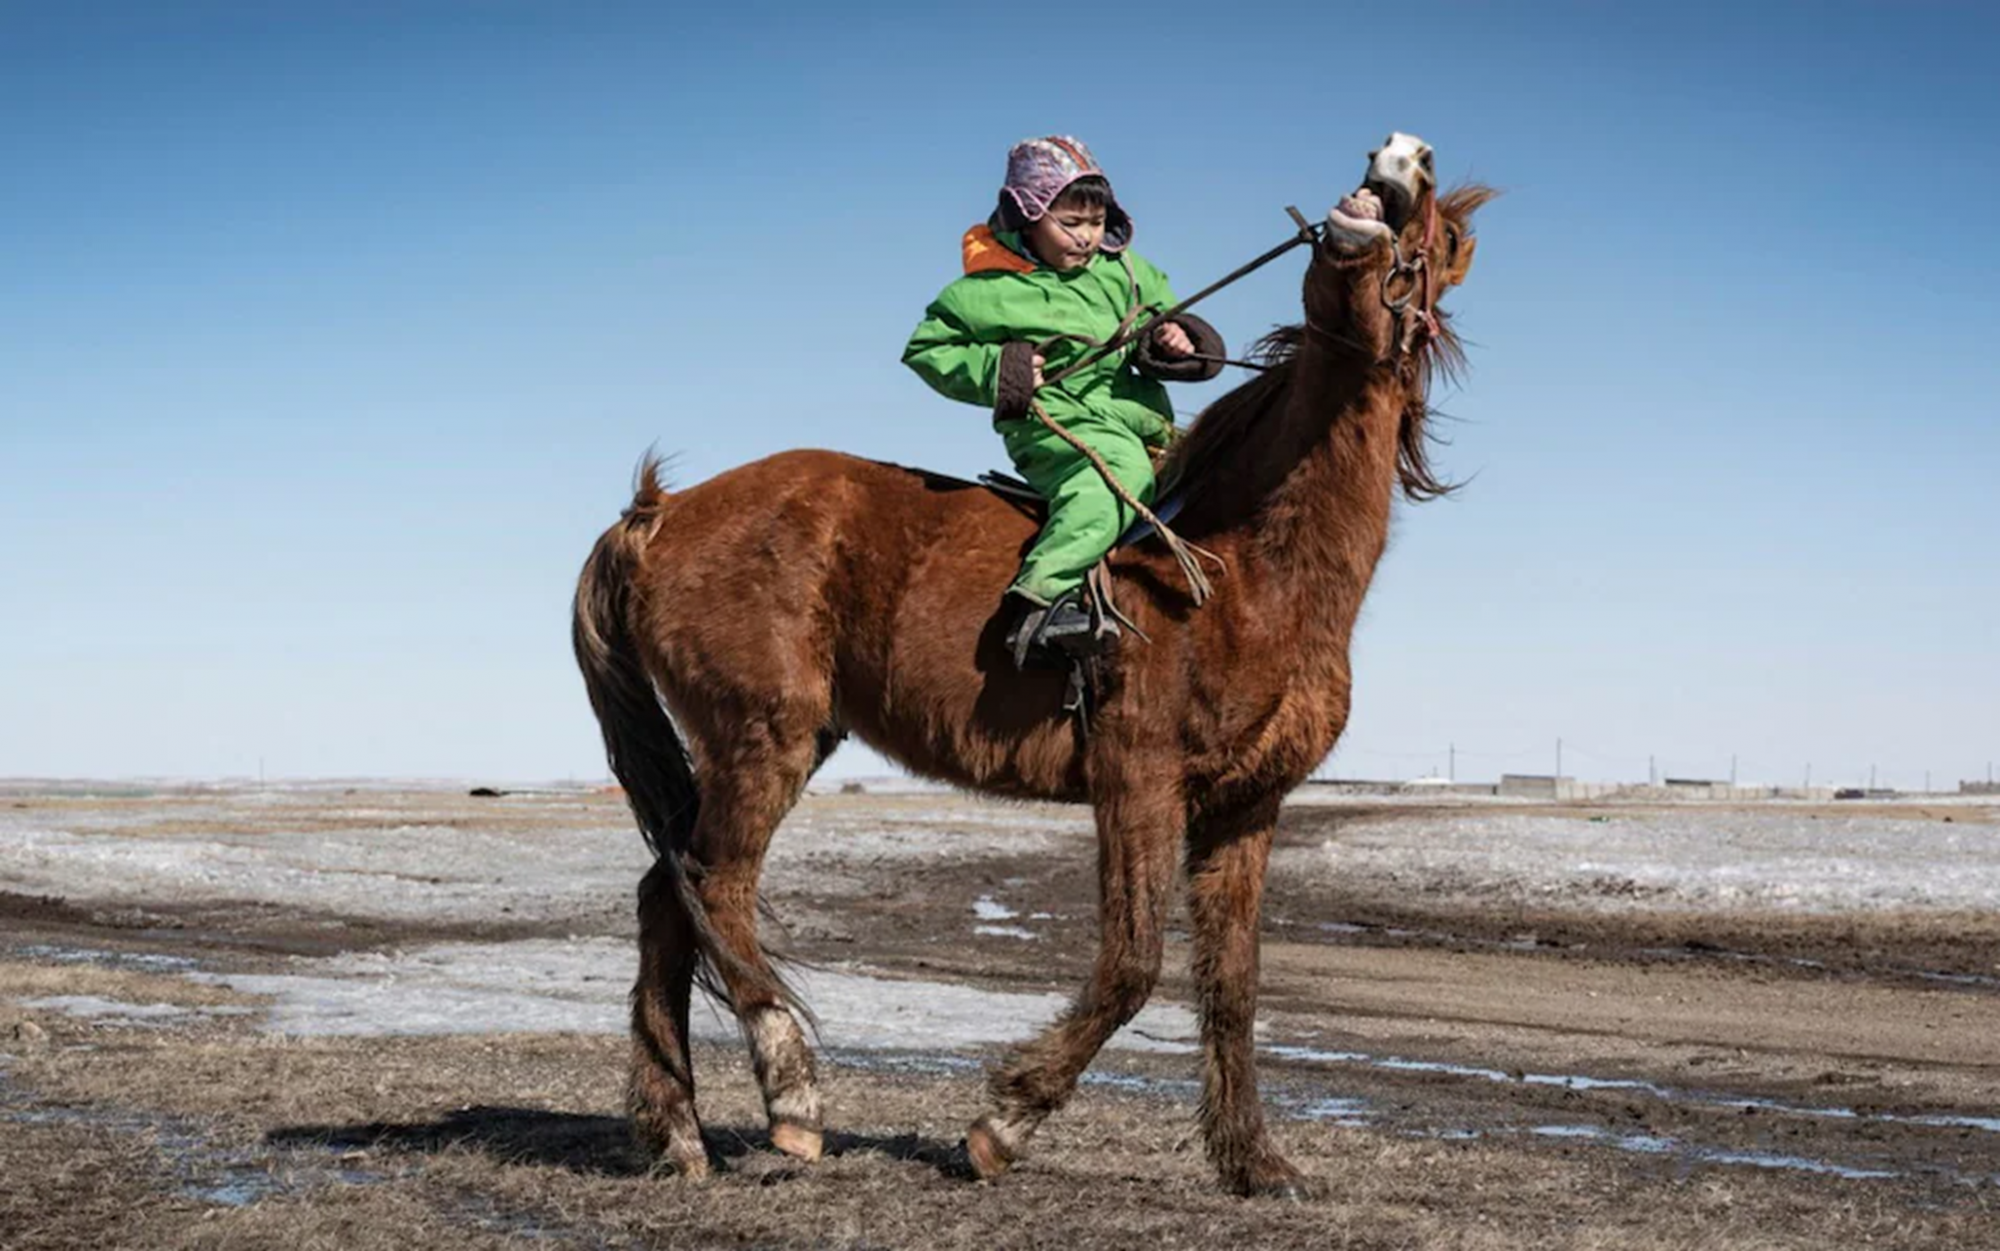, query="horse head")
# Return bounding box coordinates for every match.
[1307,132,1485,367]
